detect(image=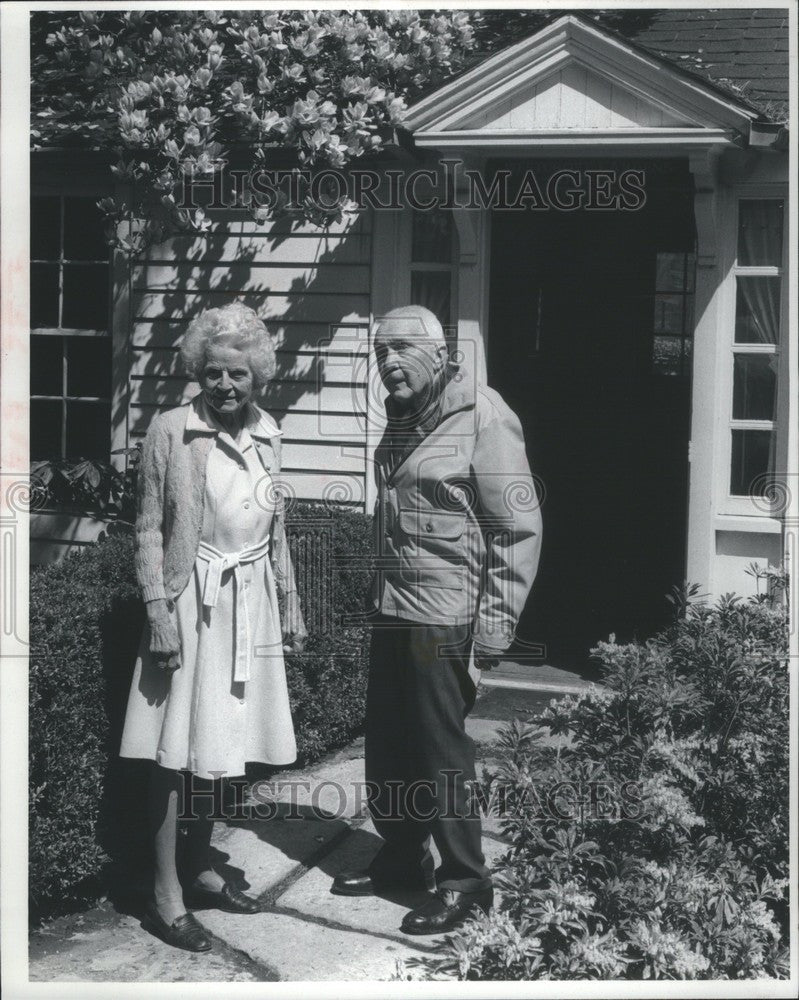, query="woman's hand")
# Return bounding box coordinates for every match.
[282,634,306,654]
[282,591,306,654]
[146,598,182,670]
[156,650,182,672]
